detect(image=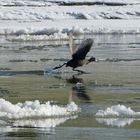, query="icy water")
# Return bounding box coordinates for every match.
[0,34,140,140]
